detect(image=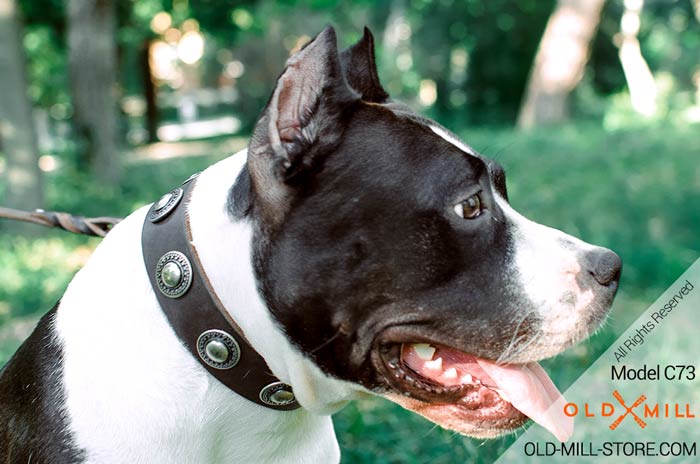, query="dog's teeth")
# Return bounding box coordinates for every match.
[424,357,443,371]
[460,374,473,384]
[412,343,436,360]
[443,367,457,379]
